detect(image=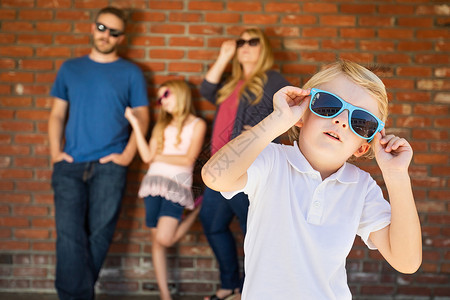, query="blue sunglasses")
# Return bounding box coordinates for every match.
[309,88,385,141]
